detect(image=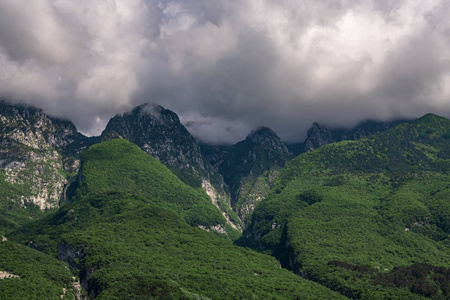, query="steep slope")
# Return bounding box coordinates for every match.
[0,100,94,233]
[245,114,450,299]
[199,143,230,170]
[218,127,292,220]
[101,103,241,230]
[72,139,228,231]
[0,240,77,299]
[11,139,343,299]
